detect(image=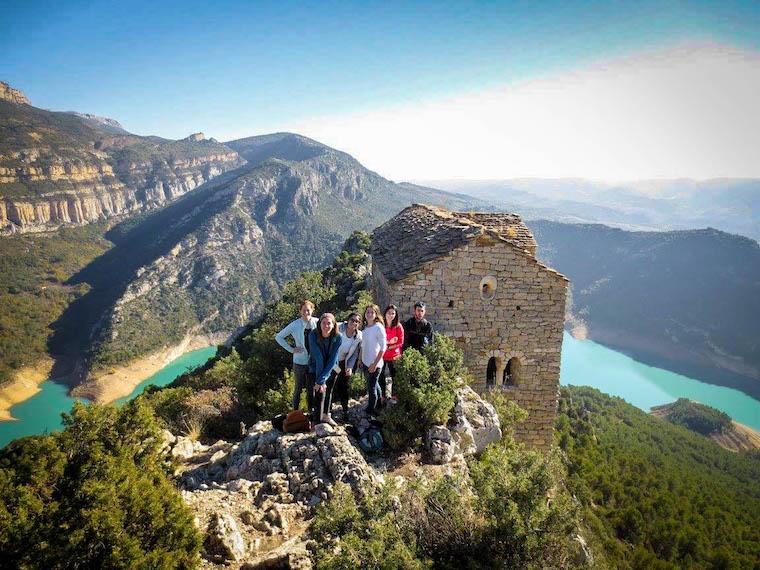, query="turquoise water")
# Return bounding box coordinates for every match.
[2,336,759,449]
[0,346,217,448]
[560,332,760,431]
